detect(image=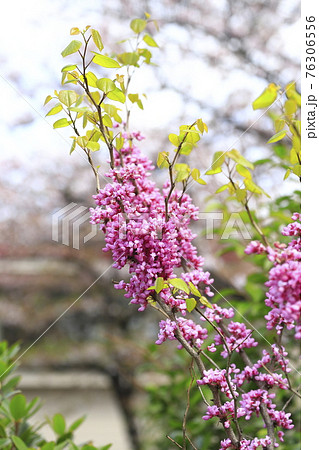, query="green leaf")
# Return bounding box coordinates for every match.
[286,82,301,107]
[157,151,169,168]
[44,95,52,105]
[118,52,139,66]
[199,296,212,308]
[155,277,164,294]
[180,143,193,155]
[52,413,66,435]
[143,34,159,47]
[285,99,297,115]
[58,90,77,107]
[275,119,285,133]
[227,149,254,170]
[284,168,292,180]
[168,278,189,294]
[252,83,279,110]
[206,151,225,174]
[169,133,180,146]
[186,298,197,313]
[206,167,222,175]
[215,184,228,194]
[115,136,124,150]
[41,443,55,450]
[70,138,76,155]
[92,53,121,68]
[235,189,247,202]
[244,179,270,197]
[236,164,252,178]
[102,114,113,128]
[70,27,80,36]
[85,72,97,88]
[96,78,116,93]
[11,436,28,450]
[69,416,86,432]
[46,103,63,116]
[10,394,26,420]
[130,18,147,34]
[61,64,77,72]
[0,439,11,449]
[191,168,206,184]
[61,40,82,57]
[91,29,104,51]
[53,118,69,129]
[107,87,125,103]
[188,282,201,297]
[86,141,100,151]
[175,163,190,182]
[292,164,301,177]
[290,148,299,164]
[267,130,287,144]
